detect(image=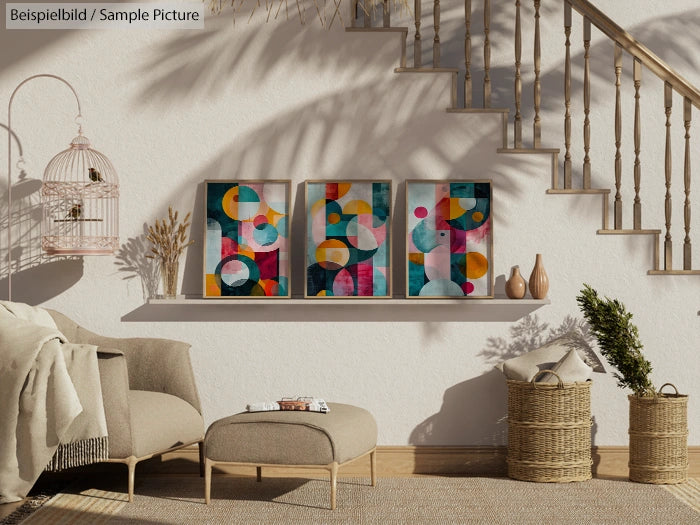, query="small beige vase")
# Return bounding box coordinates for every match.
[528,254,549,299]
[505,266,527,299]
